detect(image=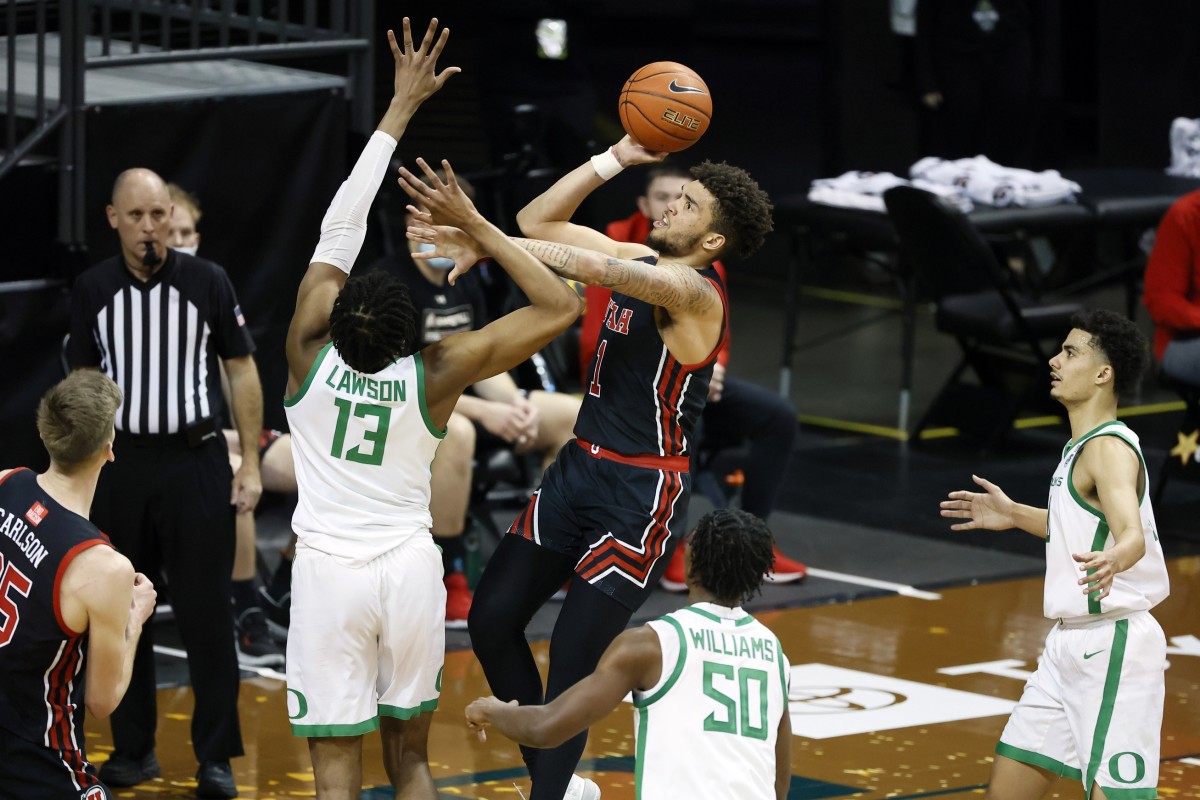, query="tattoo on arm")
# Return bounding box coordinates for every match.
[602,258,715,311]
[515,238,577,273]
[514,238,716,313]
